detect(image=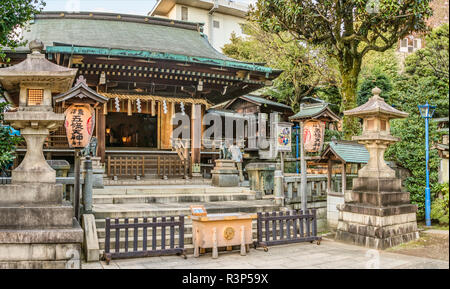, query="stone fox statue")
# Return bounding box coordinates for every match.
[81,137,98,157]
